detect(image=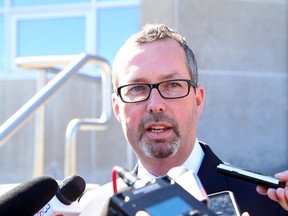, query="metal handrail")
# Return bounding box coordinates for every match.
[0,53,111,176]
[64,57,112,176]
[64,118,109,177]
